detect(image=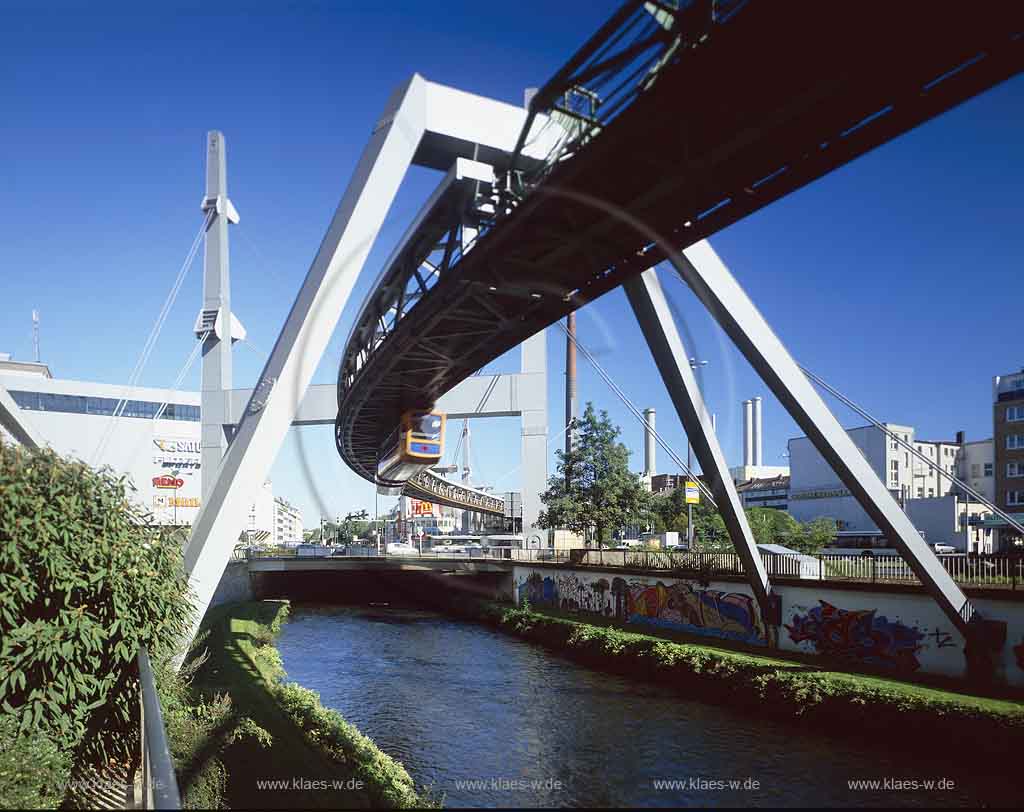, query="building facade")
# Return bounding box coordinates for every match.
[2,356,301,537]
[274,497,304,544]
[735,475,789,511]
[994,369,1024,548]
